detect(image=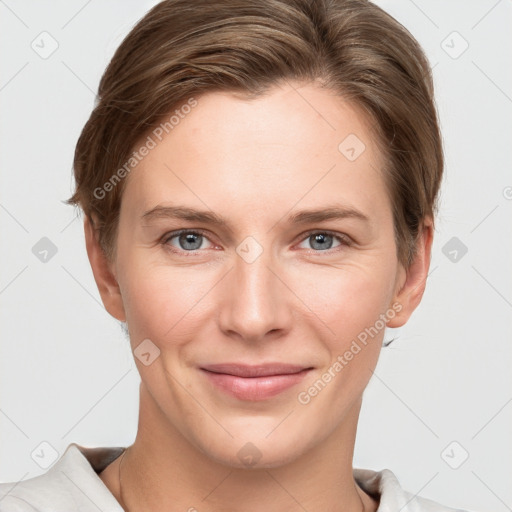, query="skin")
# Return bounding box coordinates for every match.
[86,81,433,511]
